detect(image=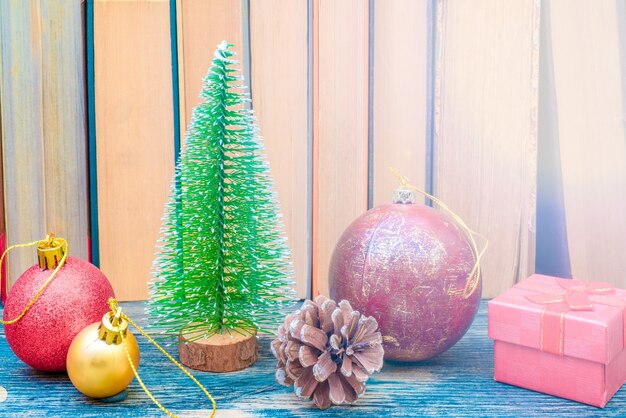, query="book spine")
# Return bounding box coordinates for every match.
[433,0,539,297]
[250,0,310,298]
[0,1,89,293]
[92,0,175,300]
[547,0,626,287]
[313,0,370,297]
[372,0,429,207]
